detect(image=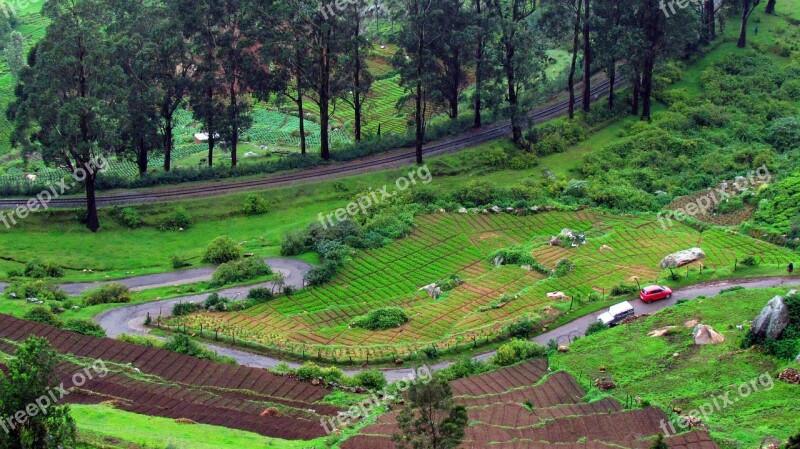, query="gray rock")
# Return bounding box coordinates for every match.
[659,248,706,269]
[693,324,725,345]
[751,294,791,340]
[491,206,502,213]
